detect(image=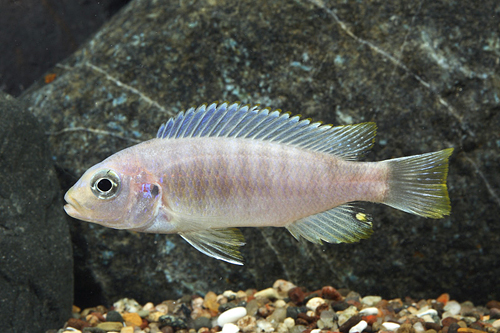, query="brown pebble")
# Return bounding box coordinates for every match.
[66,318,90,330]
[90,312,106,321]
[426,329,437,333]
[321,286,343,301]
[398,323,416,333]
[339,314,362,333]
[296,317,309,326]
[161,326,174,333]
[486,301,500,310]
[297,312,317,324]
[424,322,442,331]
[442,317,459,327]
[288,287,306,305]
[315,302,330,316]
